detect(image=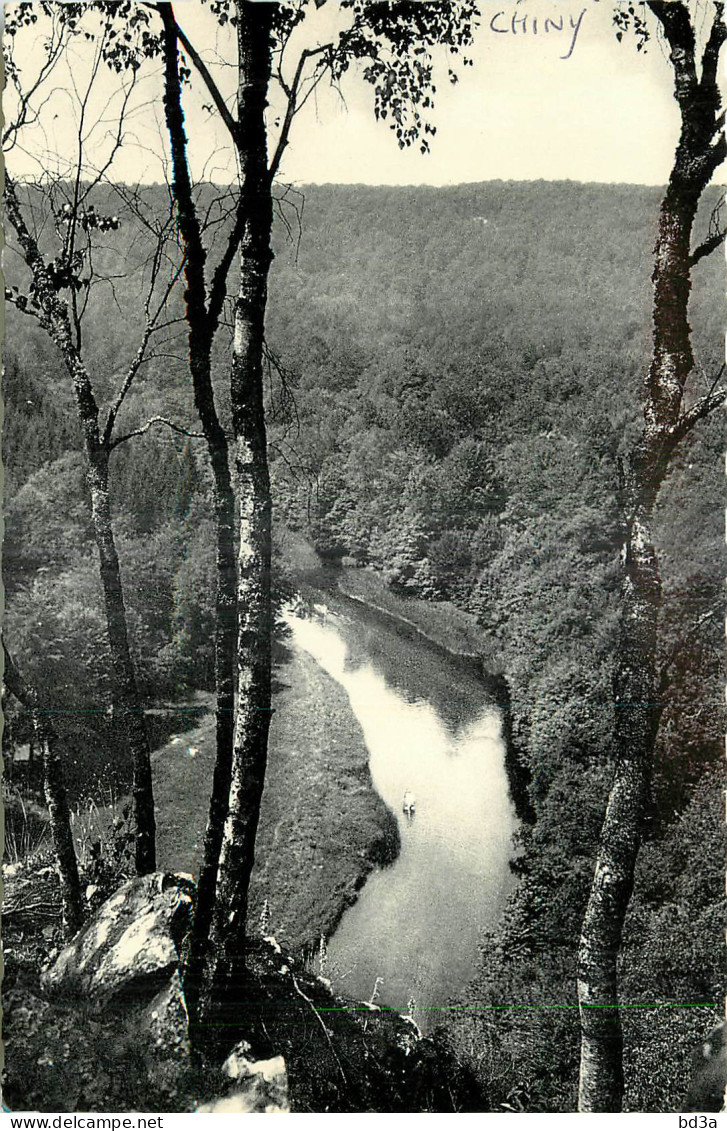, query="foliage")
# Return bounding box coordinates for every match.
[261,181,724,1110]
[329,0,480,154]
[72,797,136,910]
[4,177,723,1109]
